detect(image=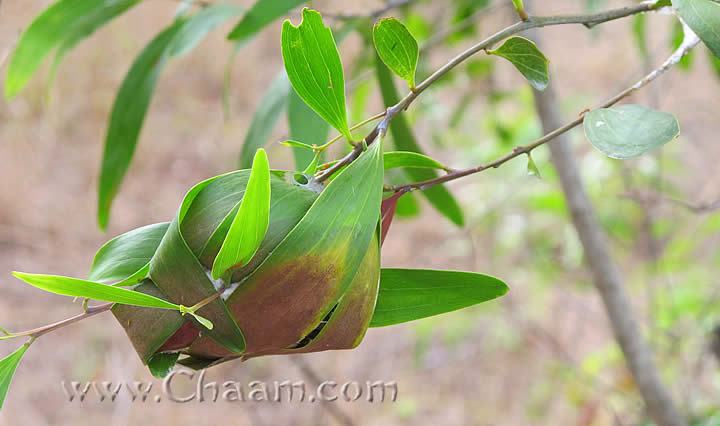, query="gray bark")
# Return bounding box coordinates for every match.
[531,81,687,425]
